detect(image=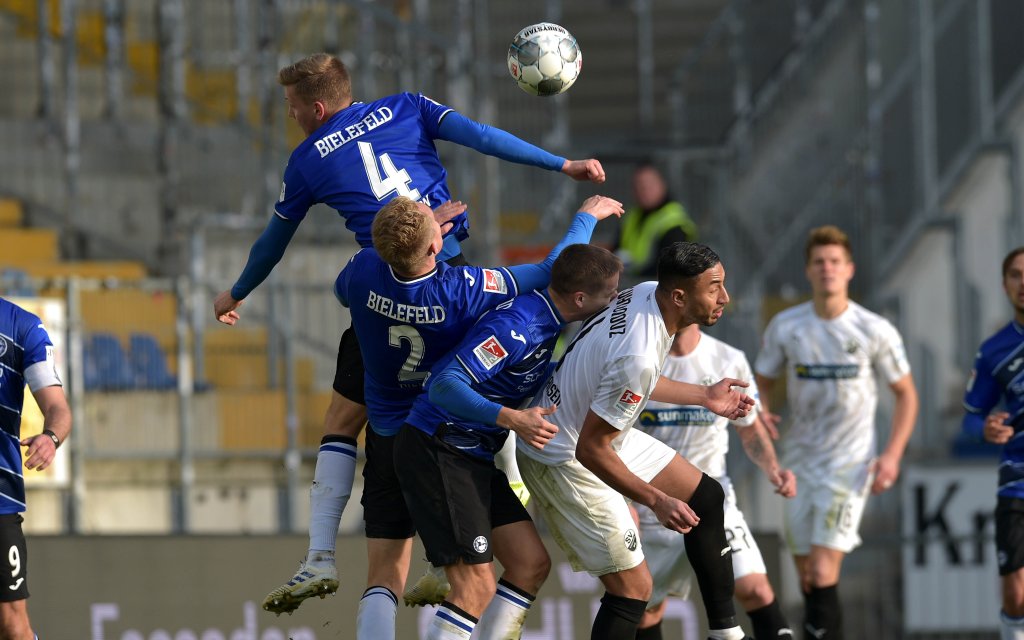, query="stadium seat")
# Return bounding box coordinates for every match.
[84,333,136,391]
[128,333,177,390]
